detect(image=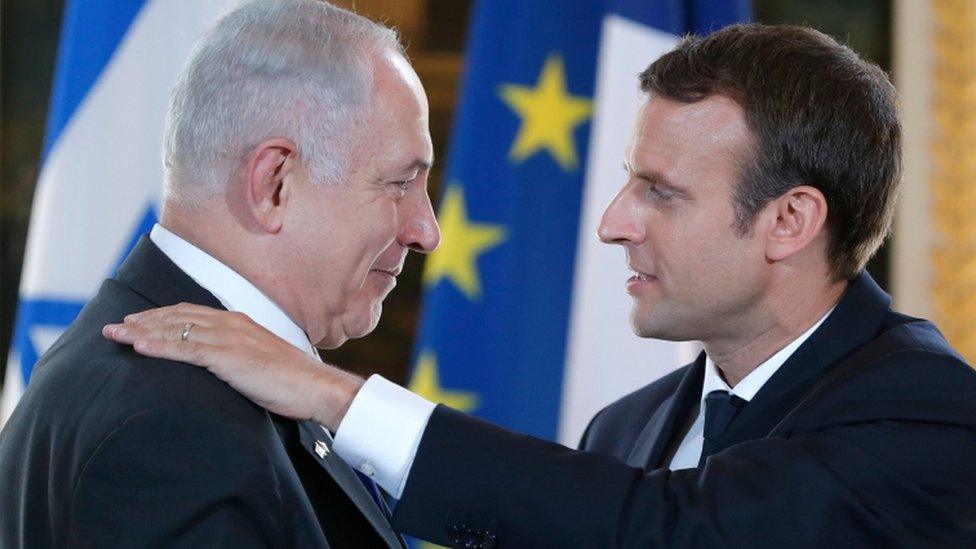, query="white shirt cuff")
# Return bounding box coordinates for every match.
[333,374,435,498]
